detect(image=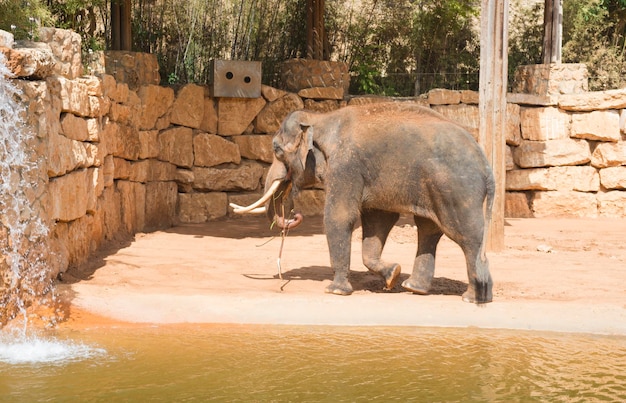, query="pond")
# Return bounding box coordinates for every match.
[1,324,625,401]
